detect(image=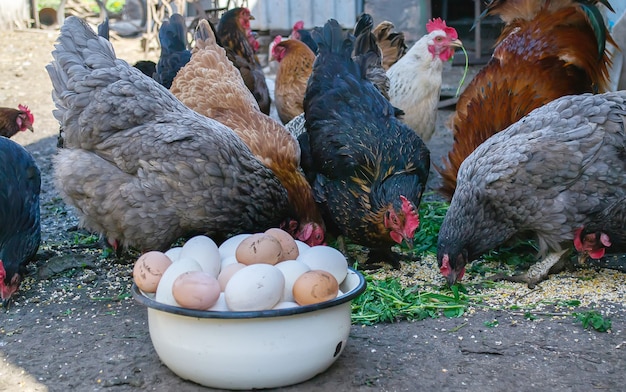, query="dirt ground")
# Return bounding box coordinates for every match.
[0,27,625,392]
